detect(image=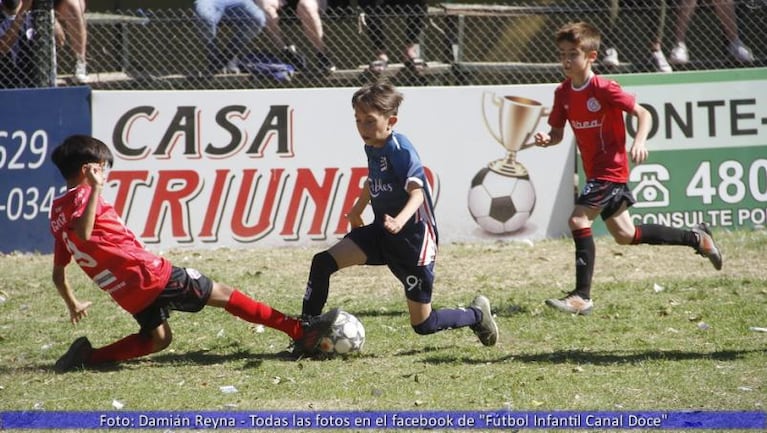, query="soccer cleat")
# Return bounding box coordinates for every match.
[73,59,89,84]
[54,336,93,373]
[669,42,689,65]
[545,292,593,315]
[602,47,620,67]
[651,50,673,73]
[728,40,754,63]
[292,308,340,357]
[469,295,498,346]
[692,223,722,270]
